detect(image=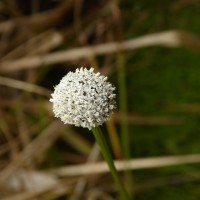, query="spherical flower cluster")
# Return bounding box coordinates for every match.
[50,67,116,130]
